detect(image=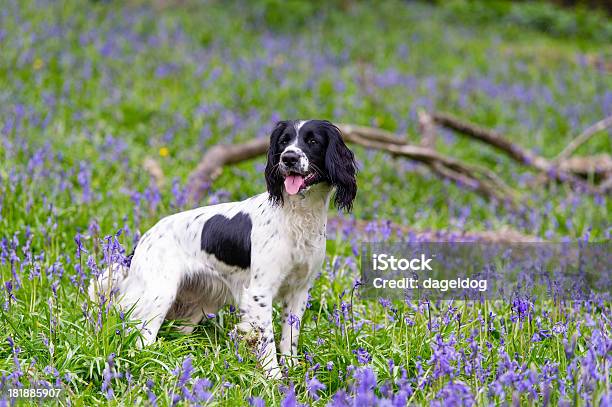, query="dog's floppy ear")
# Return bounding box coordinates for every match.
[265,121,289,206]
[323,121,357,212]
